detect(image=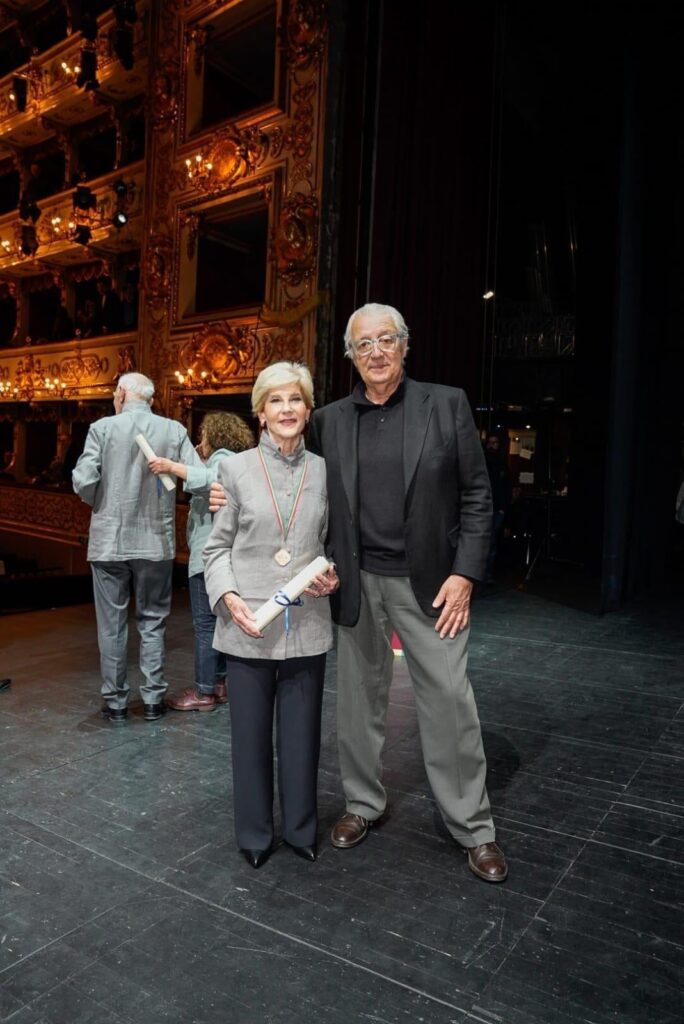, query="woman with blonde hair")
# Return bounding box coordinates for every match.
[203,362,339,868]
[149,411,254,711]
